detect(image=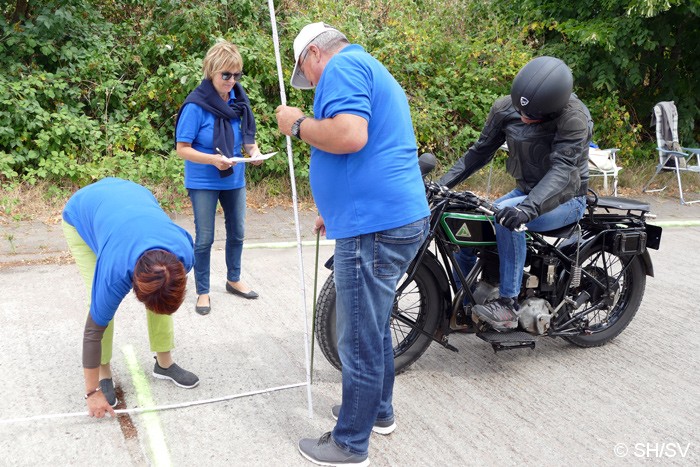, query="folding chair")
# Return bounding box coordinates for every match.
[642,101,700,205]
[588,147,621,196]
